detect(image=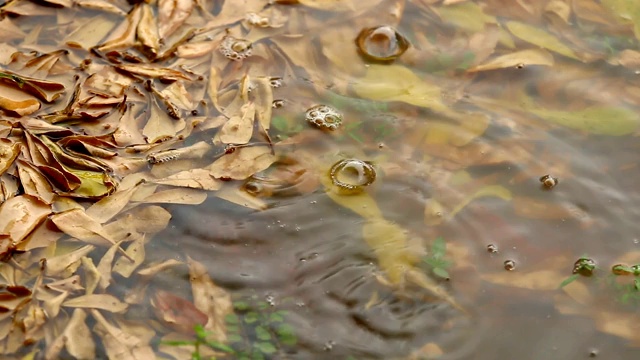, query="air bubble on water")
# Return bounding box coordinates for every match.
[504,259,516,271]
[323,340,336,351]
[356,25,409,62]
[296,301,305,307]
[487,244,498,253]
[265,295,276,307]
[633,238,639,244]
